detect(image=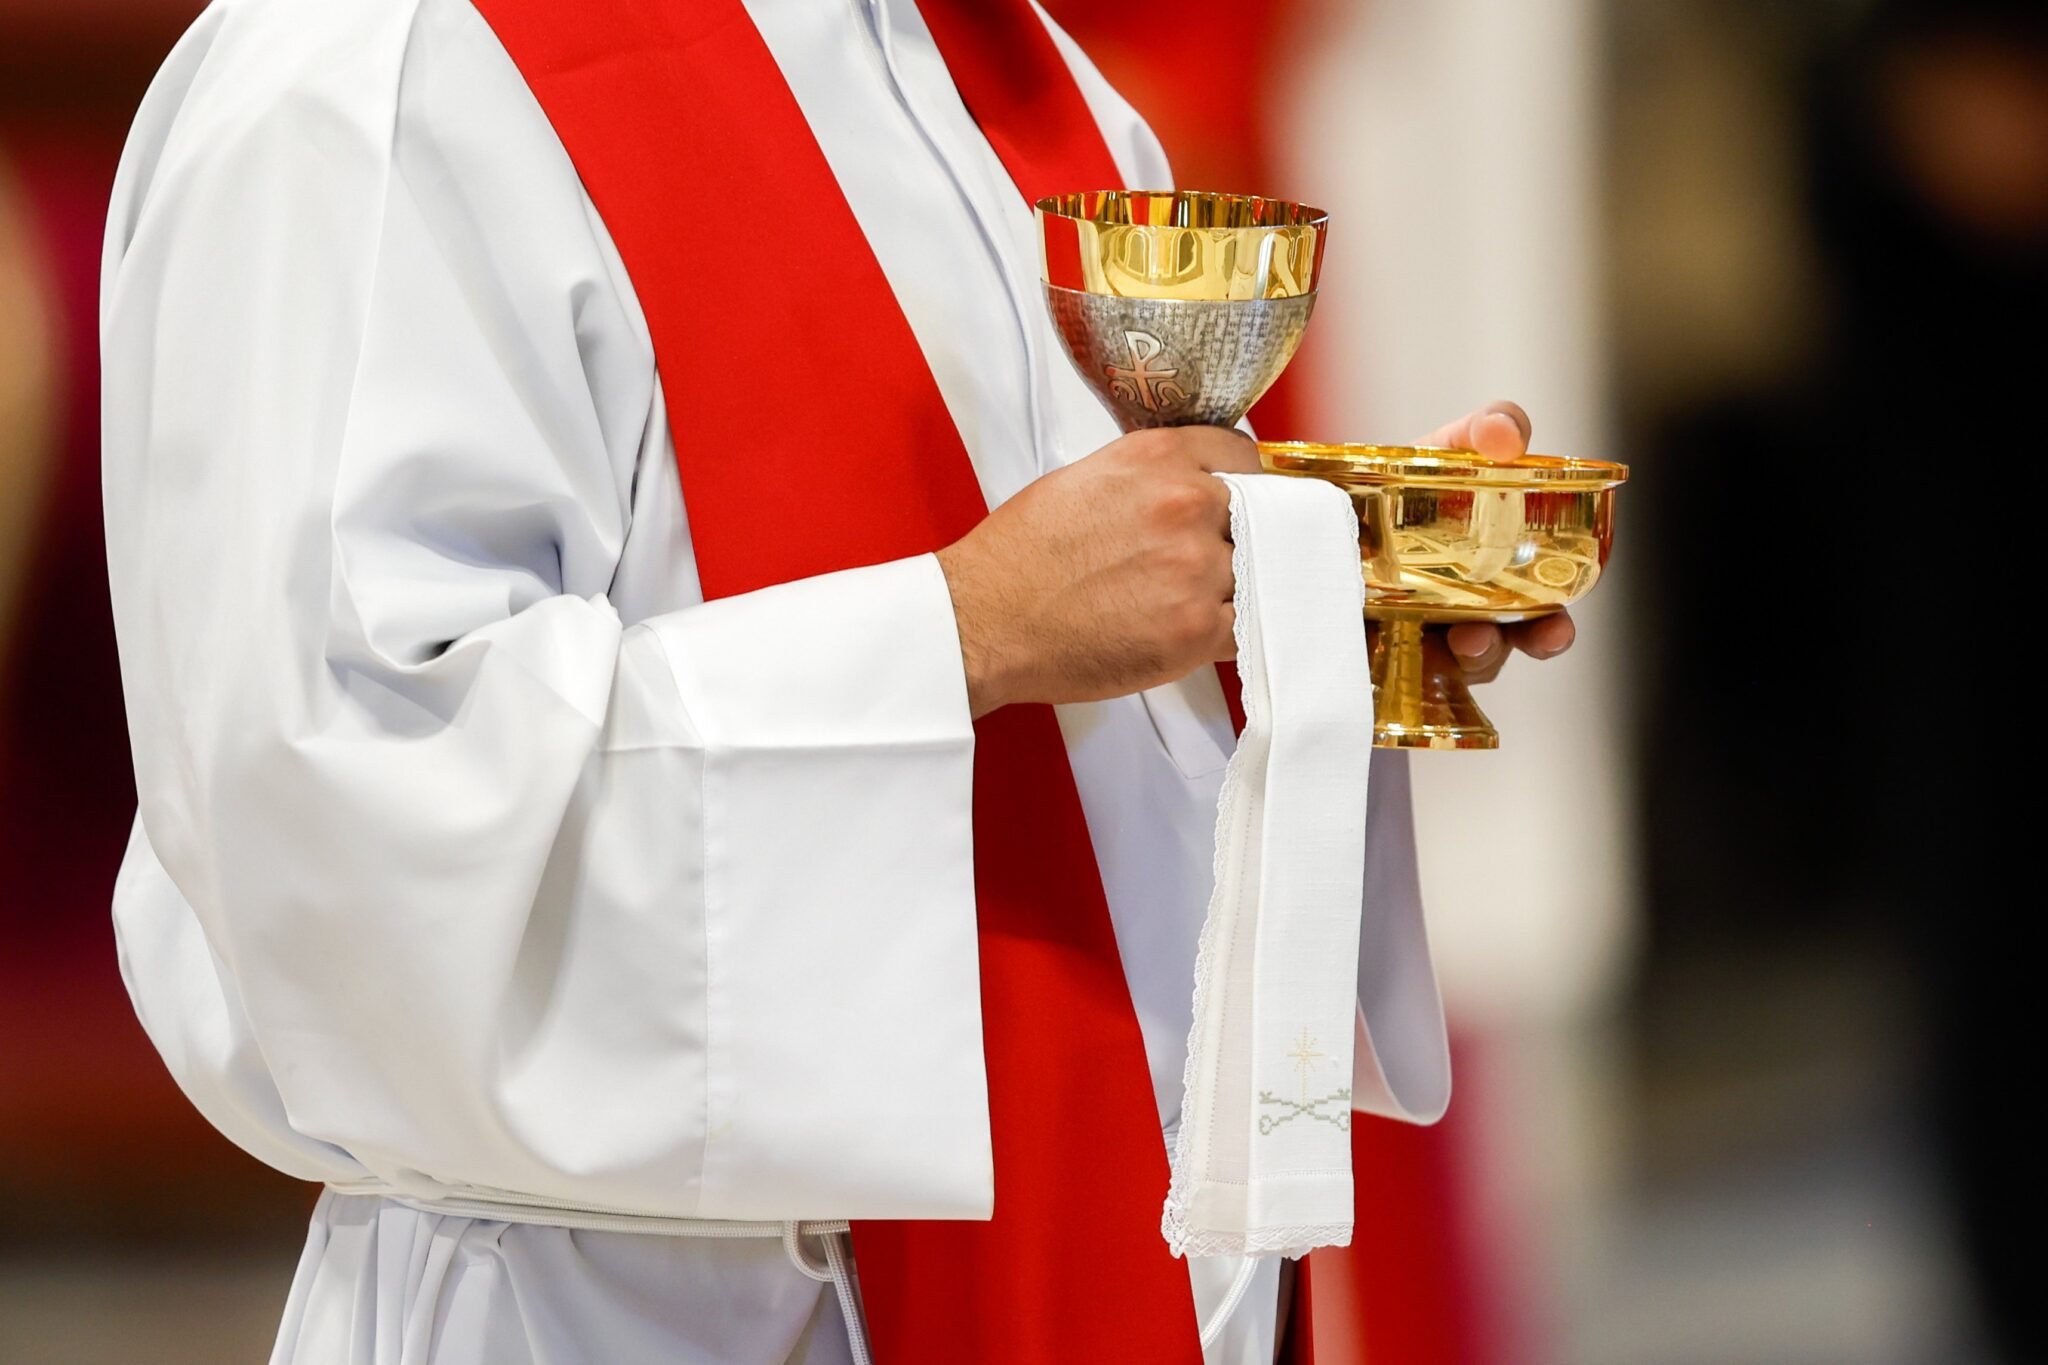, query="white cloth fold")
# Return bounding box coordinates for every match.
[1164,471,1375,1261]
